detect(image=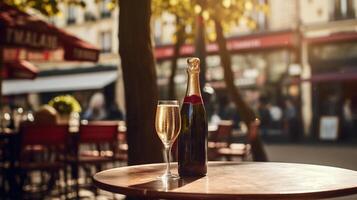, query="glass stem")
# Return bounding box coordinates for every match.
[164,145,172,176]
